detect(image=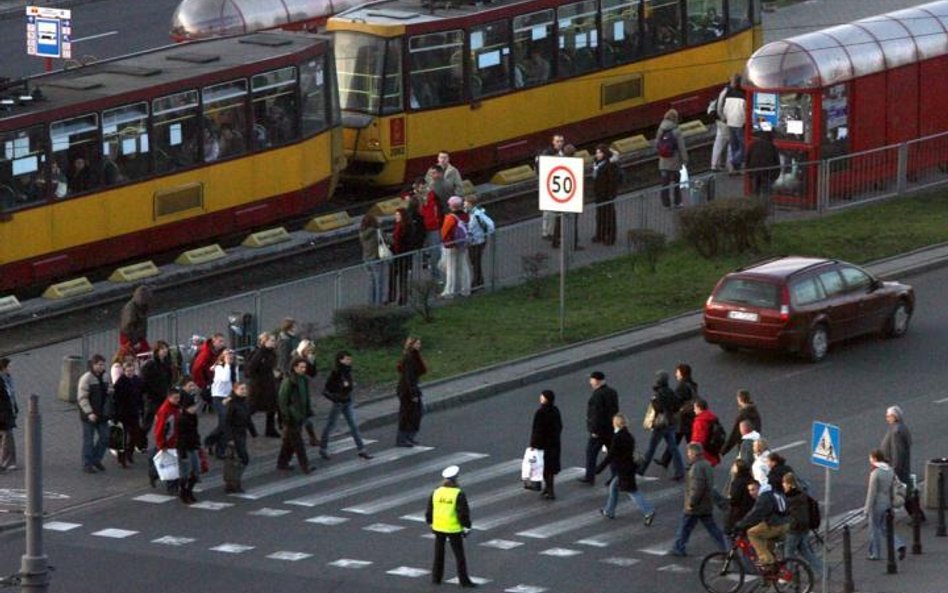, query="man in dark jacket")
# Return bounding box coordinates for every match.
[77,355,113,474]
[277,358,311,473]
[579,371,619,485]
[0,372,15,472]
[722,389,762,457]
[745,126,781,199]
[734,480,790,572]
[638,371,684,480]
[881,405,921,519]
[671,443,727,556]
